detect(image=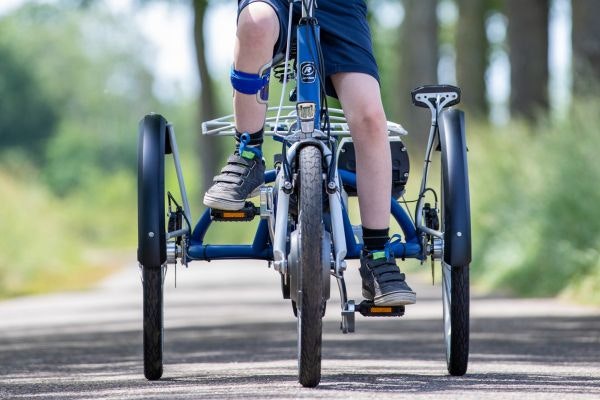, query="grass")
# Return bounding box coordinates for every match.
[0,161,134,298]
